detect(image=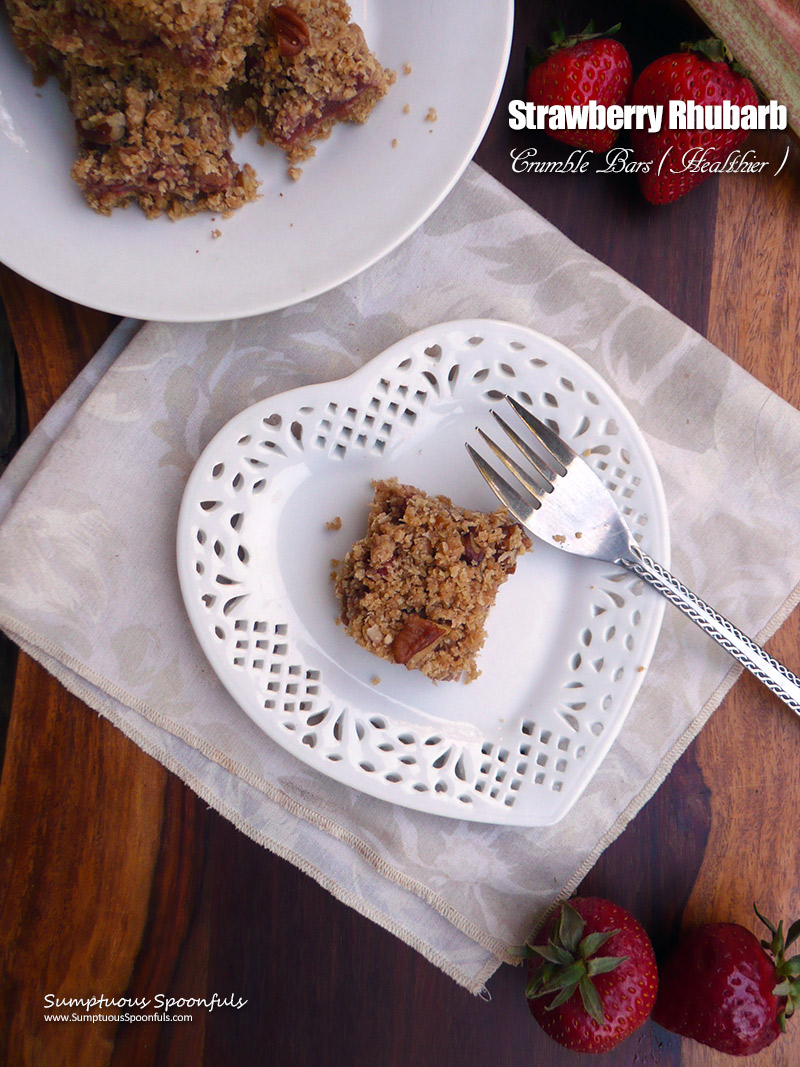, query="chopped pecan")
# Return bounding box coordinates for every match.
[197,171,232,194]
[501,523,522,544]
[461,530,485,565]
[78,110,126,145]
[392,615,449,669]
[271,5,311,57]
[368,533,395,567]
